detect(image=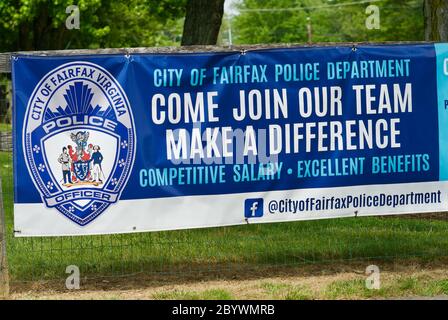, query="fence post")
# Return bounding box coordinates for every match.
[0,177,9,298]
